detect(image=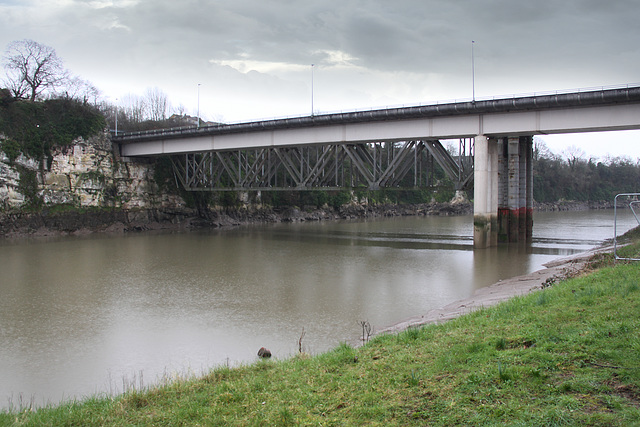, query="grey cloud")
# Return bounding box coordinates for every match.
[0,0,637,157]
[40,0,634,79]
[1,0,639,123]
